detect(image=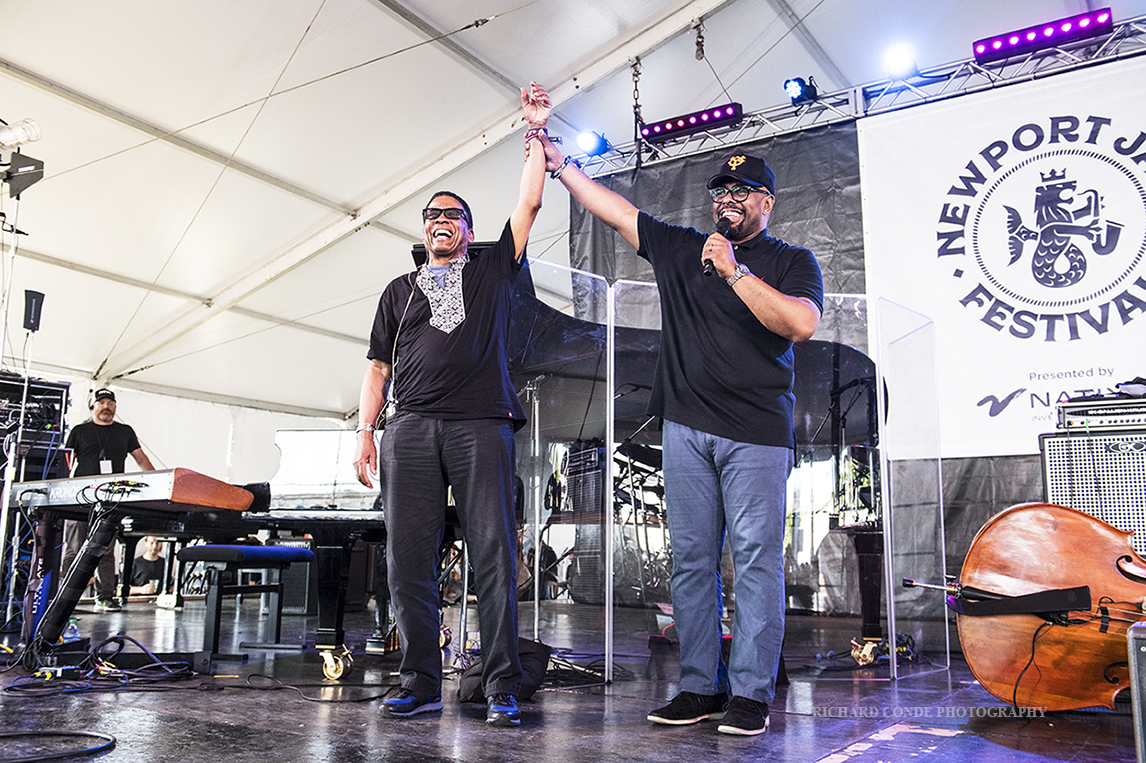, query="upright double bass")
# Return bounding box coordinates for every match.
[949,502,1146,711]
